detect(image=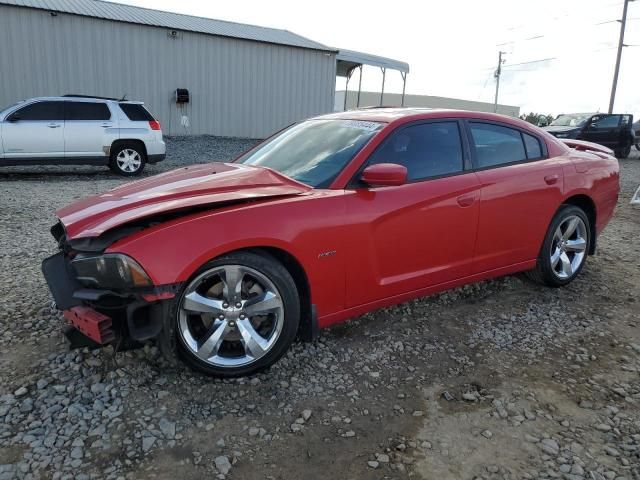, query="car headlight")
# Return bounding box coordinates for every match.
[71,254,152,289]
